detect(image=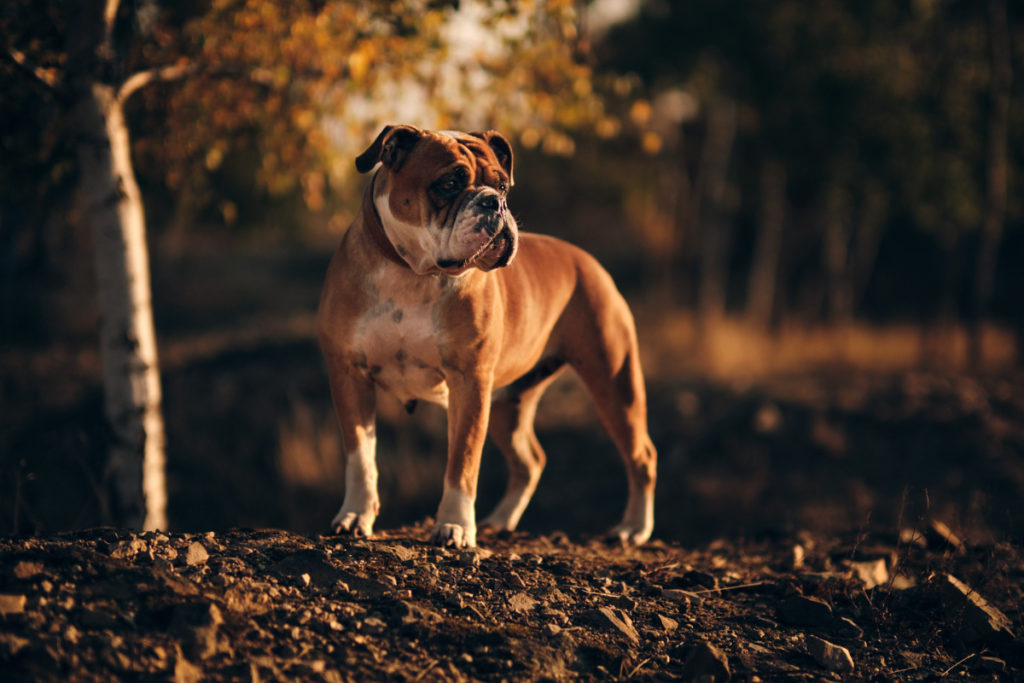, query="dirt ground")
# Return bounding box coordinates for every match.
[1,522,1021,681]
